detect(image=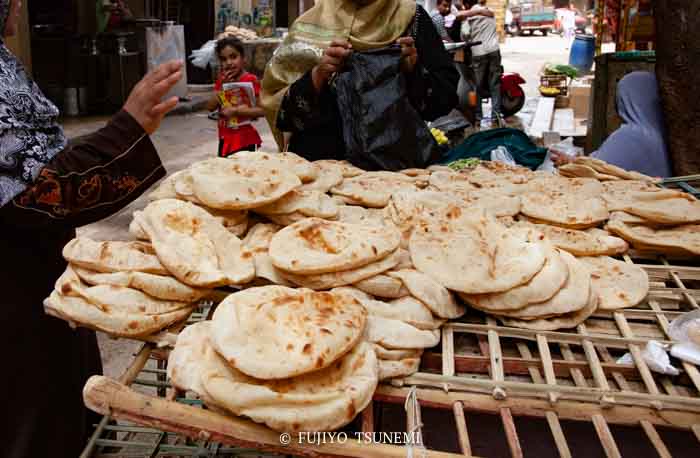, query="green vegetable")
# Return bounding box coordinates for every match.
[448,158,480,171]
[544,64,579,79]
